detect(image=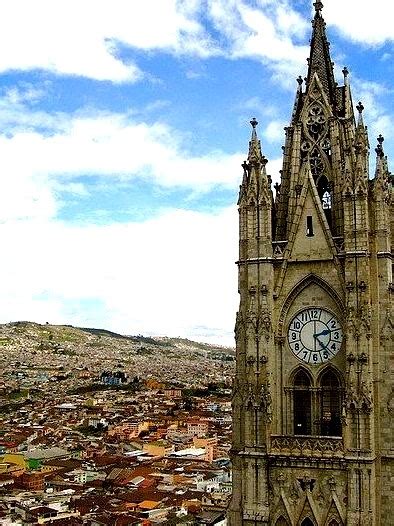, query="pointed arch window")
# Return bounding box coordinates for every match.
[293,370,312,435]
[301,519,315,526]
[319,369,342,436]
[322,190,331,209]
[275,517,289,526]
[317,175,332,227]
[317,175,331,206]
